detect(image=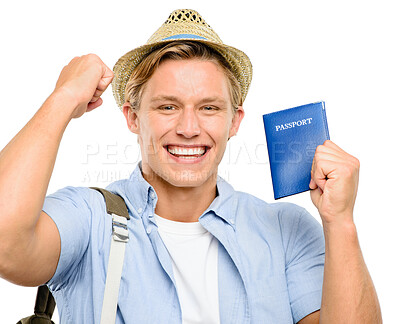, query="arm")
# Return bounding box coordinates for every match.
[304,140,382,323]
[0,54,113,286]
